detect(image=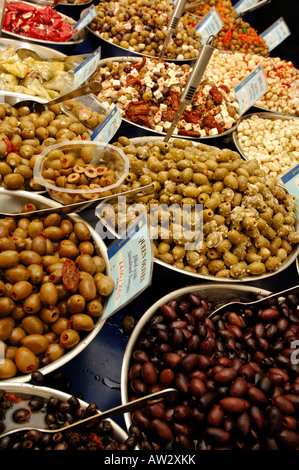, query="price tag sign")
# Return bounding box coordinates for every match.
[73,47,101,87]
[91,105,122,143]
[260,17,291,52]
[72,5,97,35]
[234,0,259,13]
[234,65,268,115]
[102,213,153,320]
[195,7,223,44]
[281,164,299,217]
